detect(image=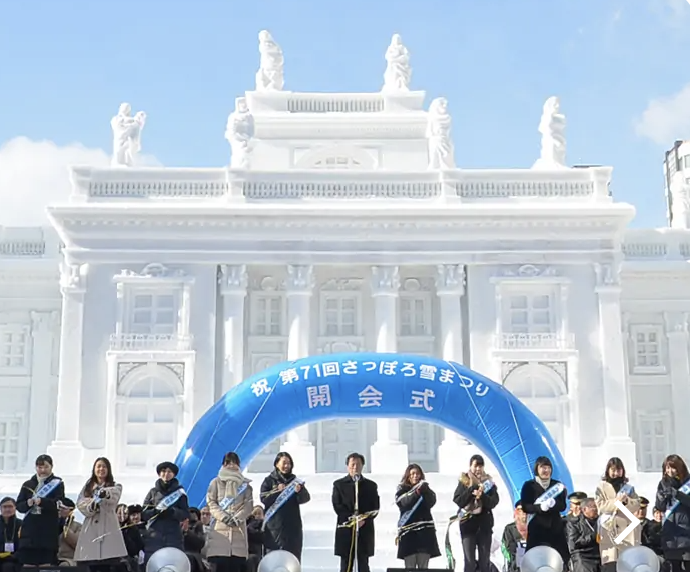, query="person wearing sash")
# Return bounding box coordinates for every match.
[655,454,690,572]
[15,454,65,567]
[519,456,569,567]
[0,497,21,572]
[500,501,528,572]
[394,463,440,569]
[141,461,190,563]
[453,454,499,572]
[57,498,82,566]
[74,457,128,572]
[260,452,311,561]
[566,498,601,572]
[595,457,640,572]
[205,452,254,572]
[332,452,380,572]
